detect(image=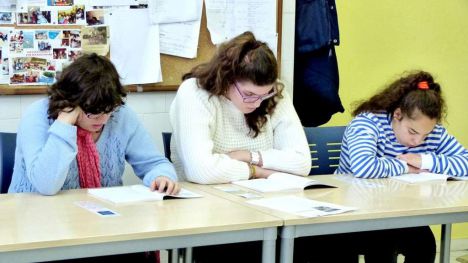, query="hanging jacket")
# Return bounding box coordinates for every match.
[293,0,344,127]
[296,0,340,53]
